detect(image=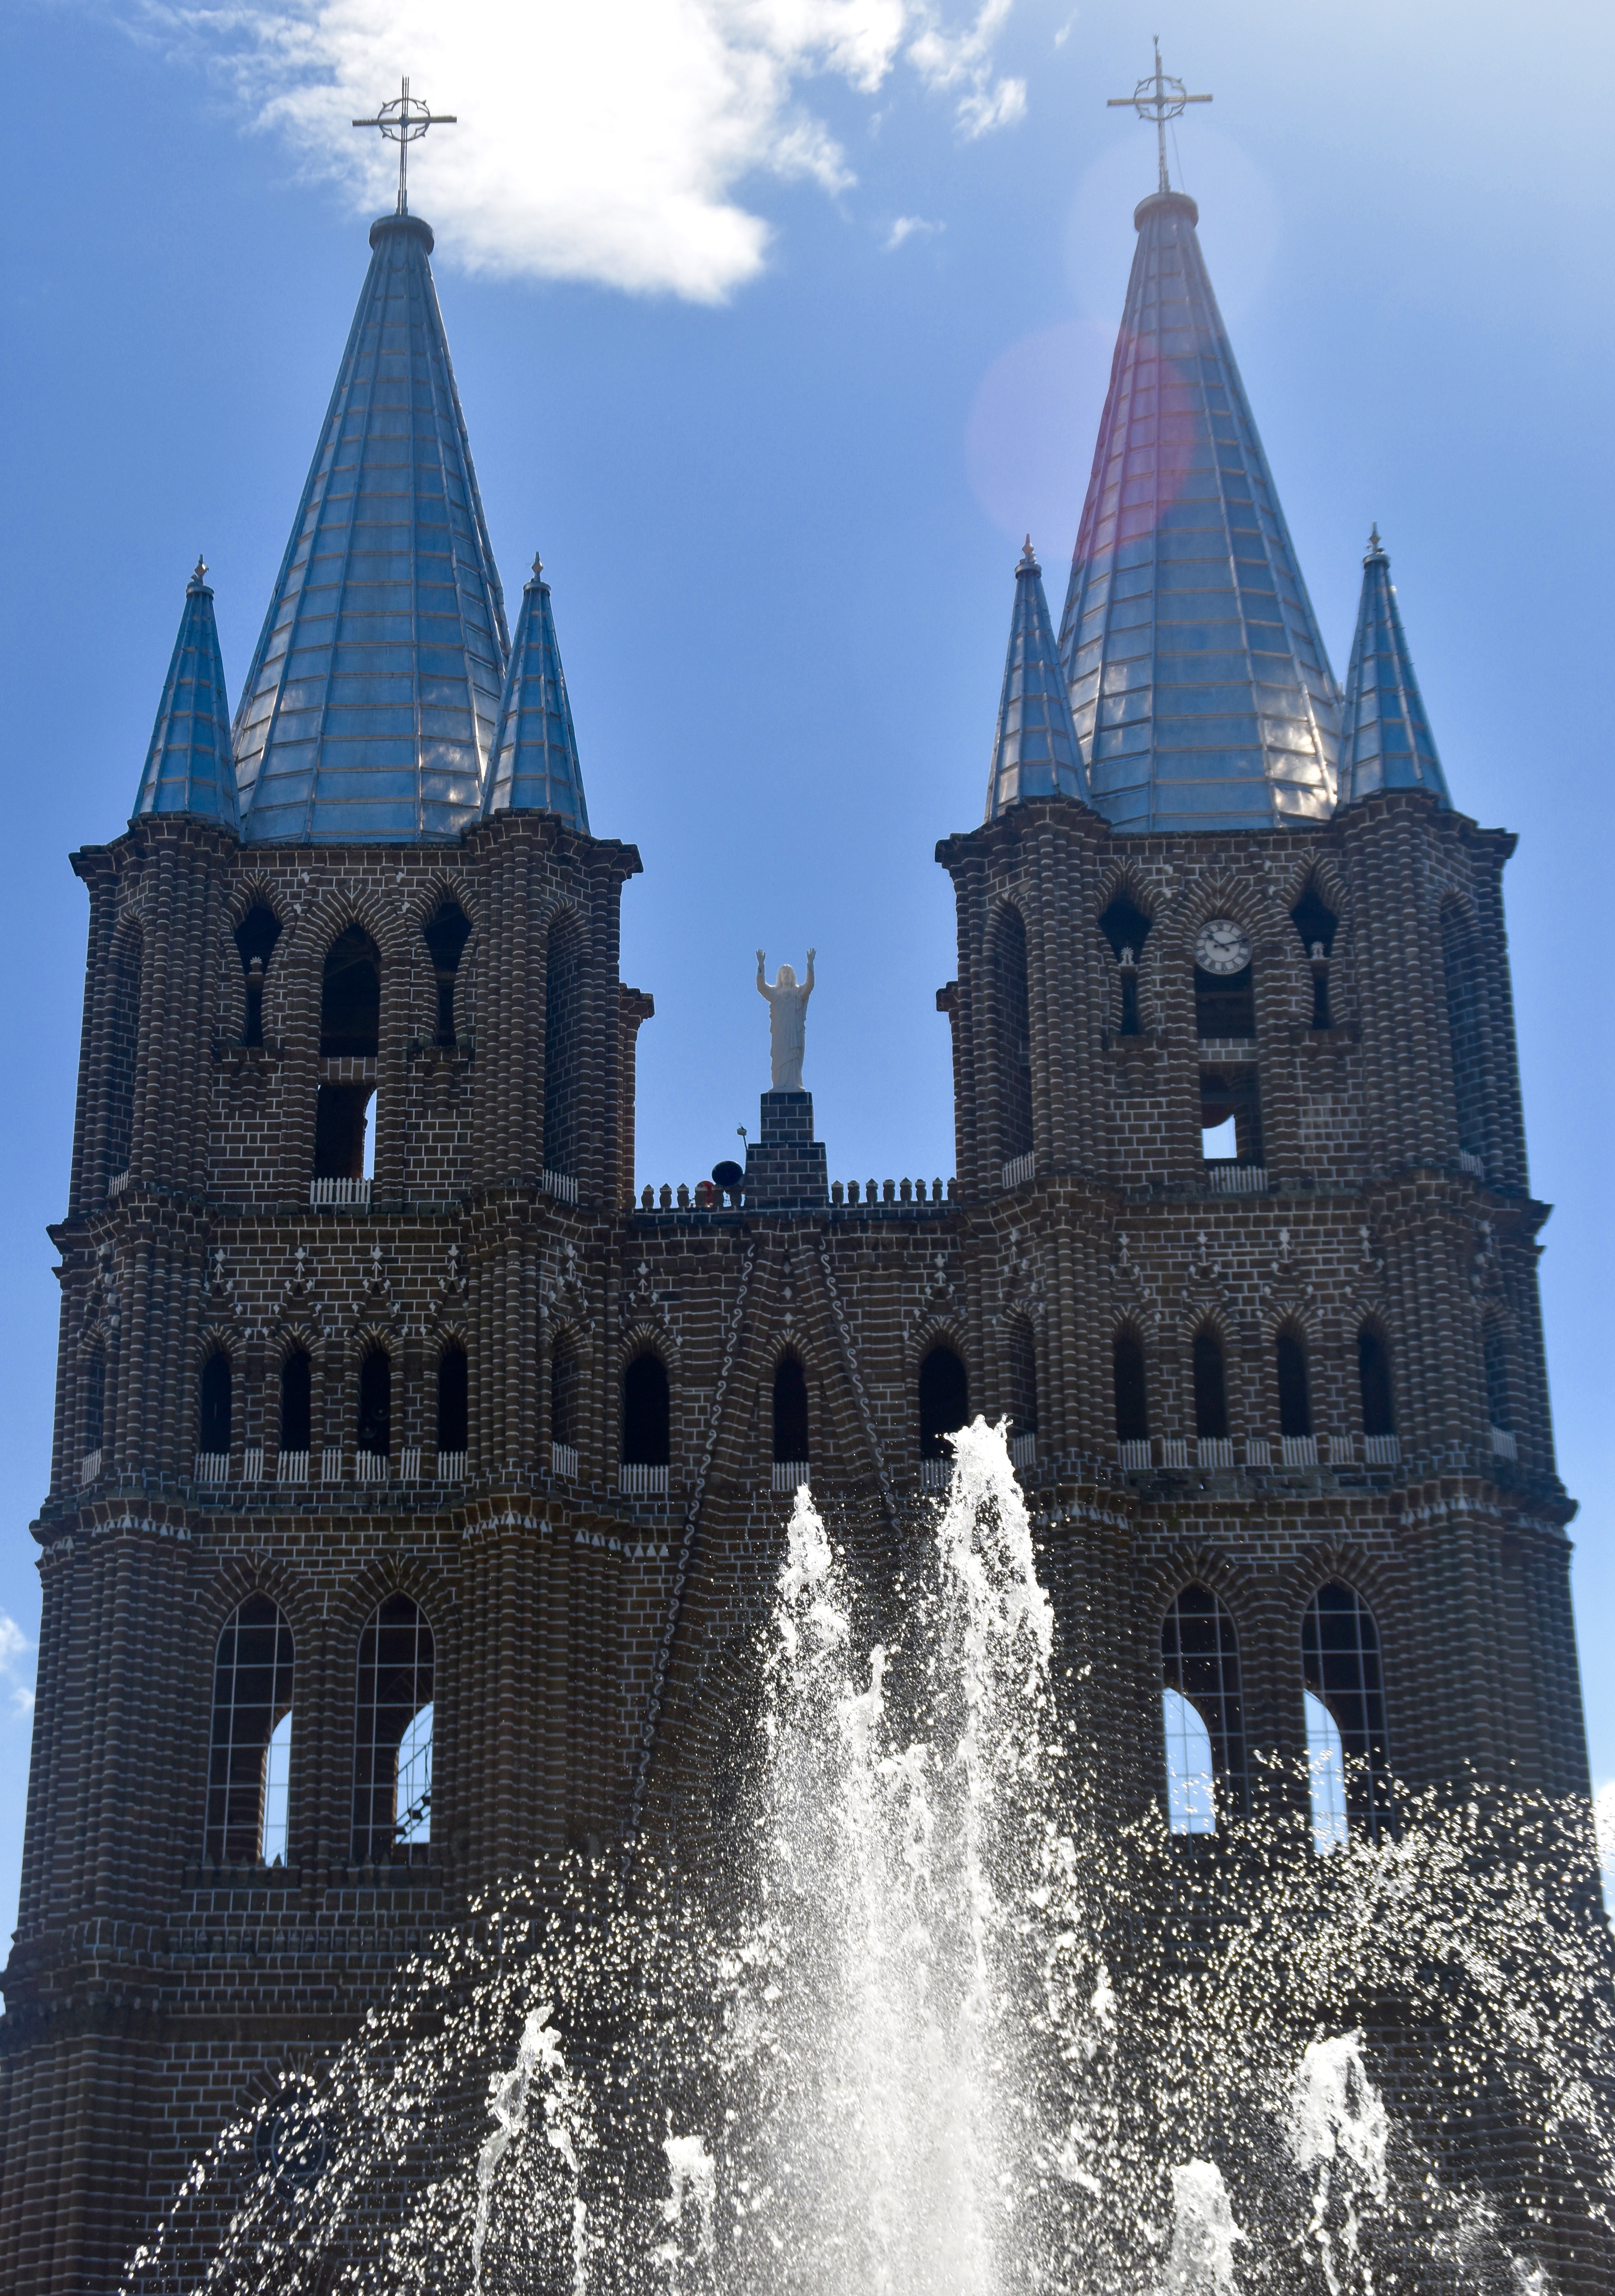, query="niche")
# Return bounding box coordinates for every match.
[234,904,282,1047]
[1099,891,1152,1038]
[422,903,472,1049]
